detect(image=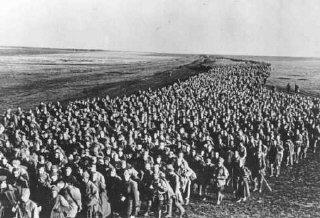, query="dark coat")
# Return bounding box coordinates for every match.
[120,179,140,217]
